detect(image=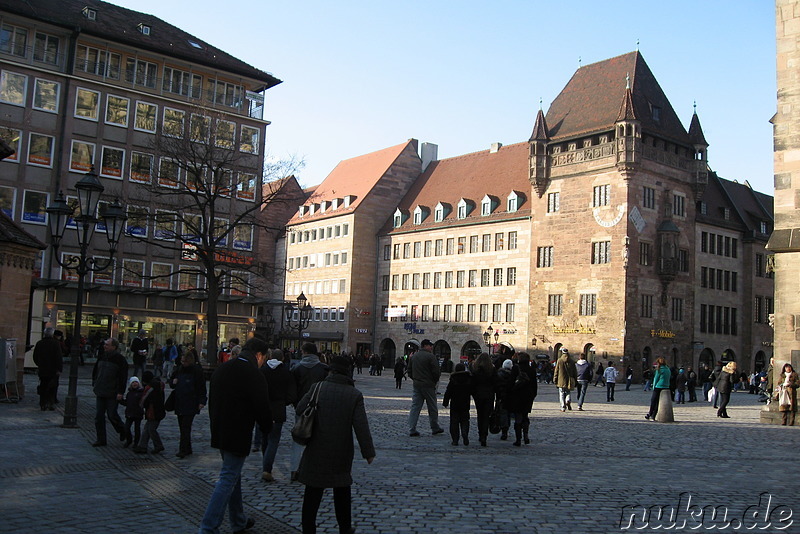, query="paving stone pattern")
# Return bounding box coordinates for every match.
[1,369,798,533]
